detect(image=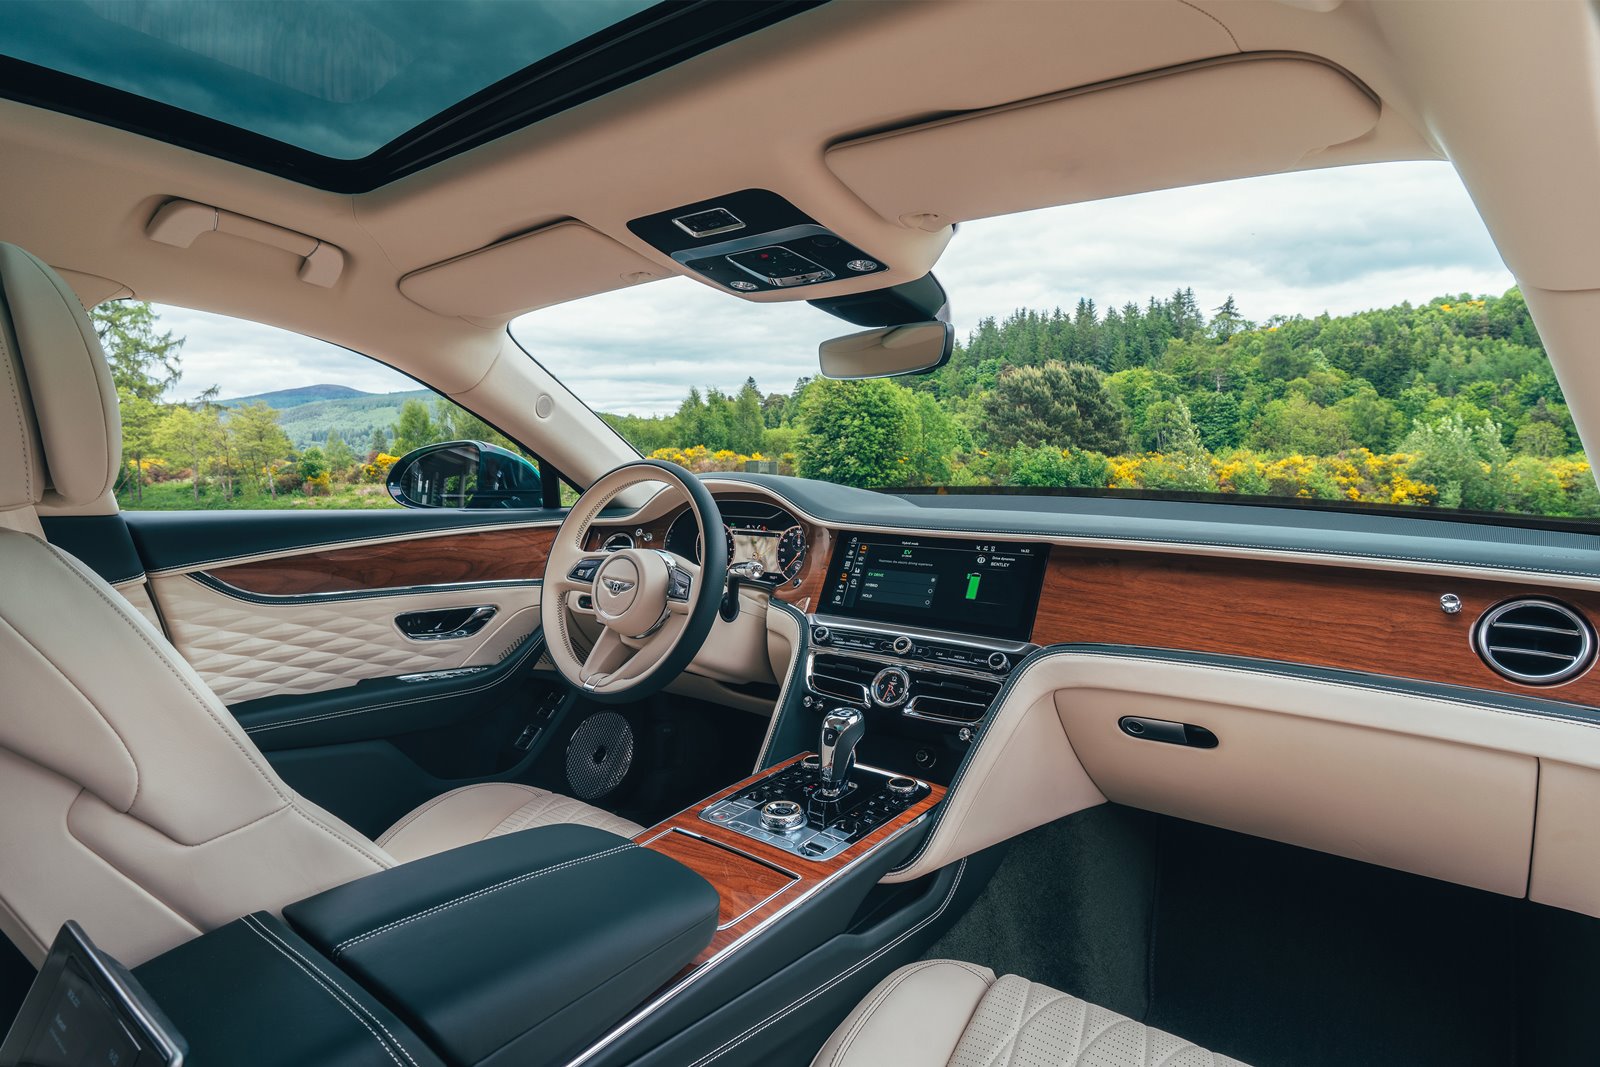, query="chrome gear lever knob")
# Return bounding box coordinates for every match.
[817,706,866,796]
